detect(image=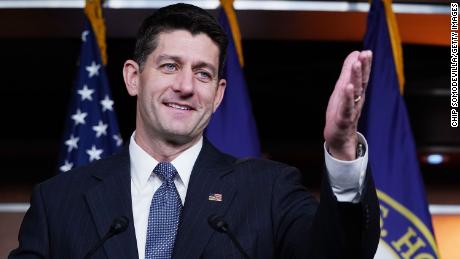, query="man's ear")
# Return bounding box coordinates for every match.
[213,78,227,112]
[123,60,140,96]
